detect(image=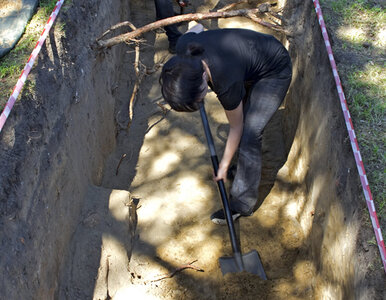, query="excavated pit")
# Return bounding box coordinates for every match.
[0,0,384,299]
